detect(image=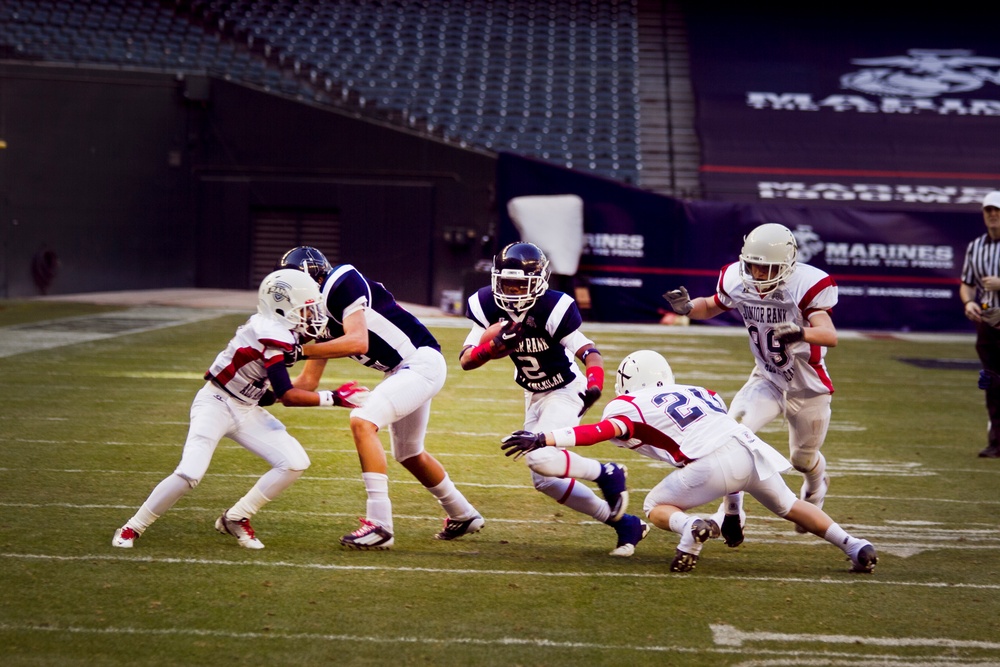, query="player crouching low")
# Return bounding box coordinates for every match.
[501,350,878,574]
[112,269,370,550]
